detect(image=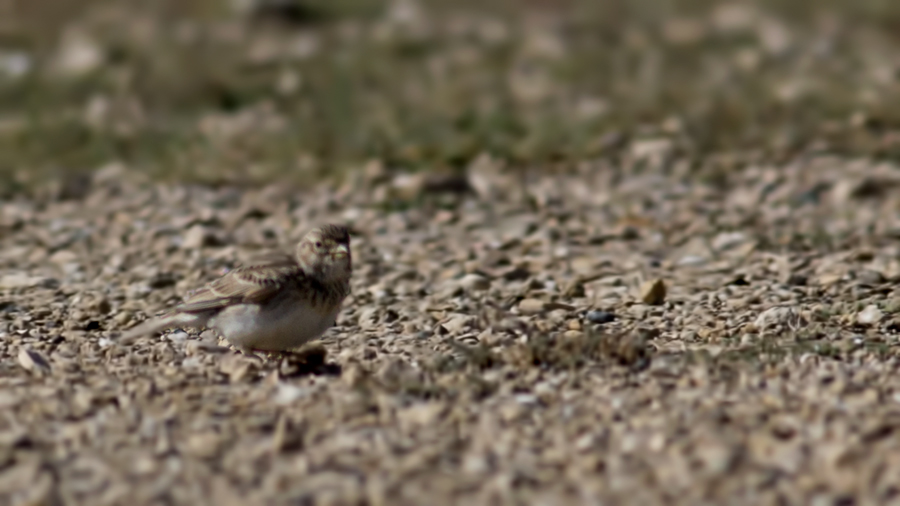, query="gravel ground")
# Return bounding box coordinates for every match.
[3,156,900,505]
